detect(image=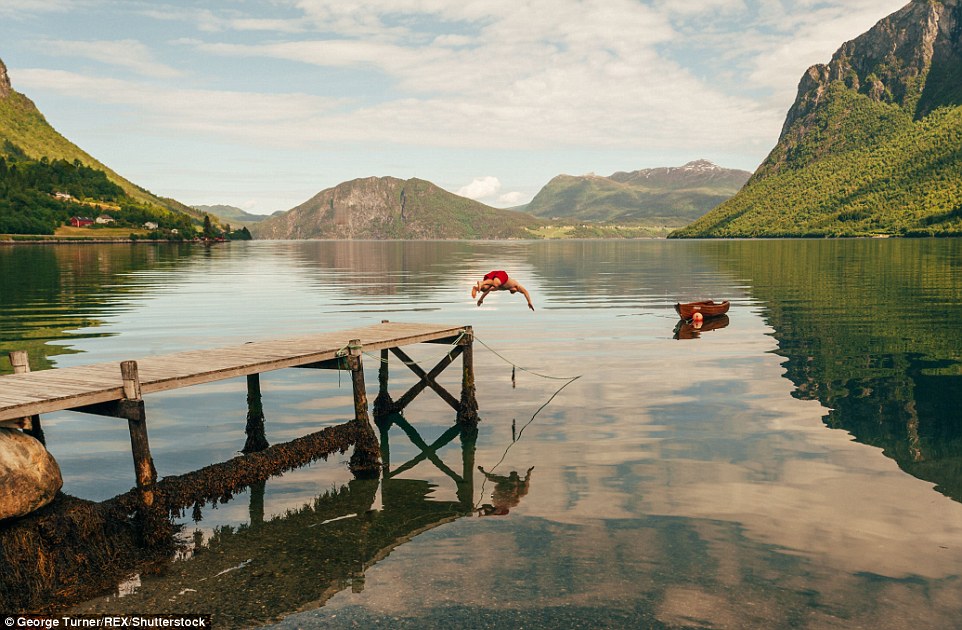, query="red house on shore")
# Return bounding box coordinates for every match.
[69,216,94,227]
